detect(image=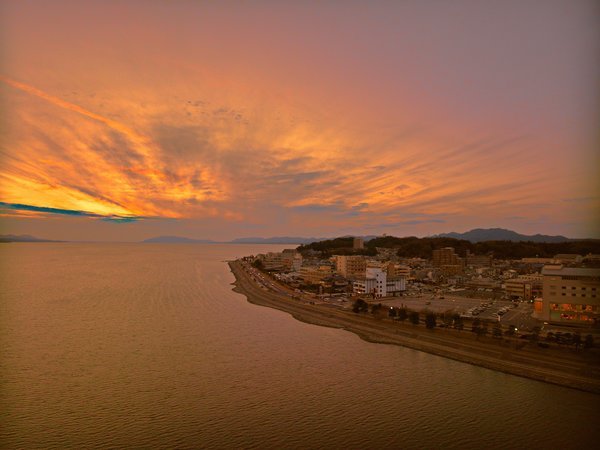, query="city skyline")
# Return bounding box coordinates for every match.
[1,0,599,241]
